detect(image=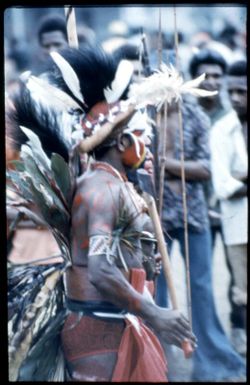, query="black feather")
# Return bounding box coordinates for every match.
[47,45,117,112]
[10,82,70,162]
